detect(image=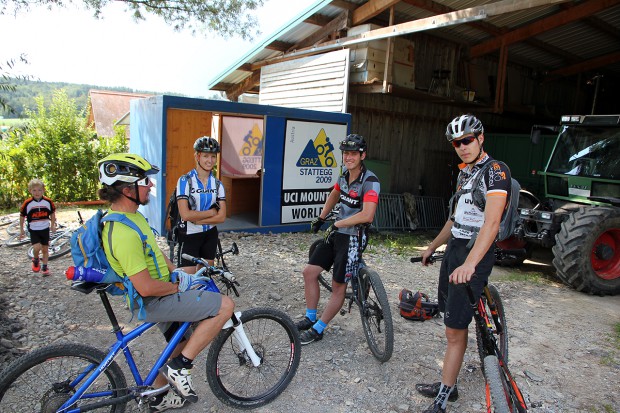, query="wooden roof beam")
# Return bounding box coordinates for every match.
[584,15,620,41]
[547,50,620,79]
[251,0,572,70]
[290,10,351,51]
[225,70,262,102]
[352,0,400,26]
[331,0,359,12]
[470,0,620,58]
